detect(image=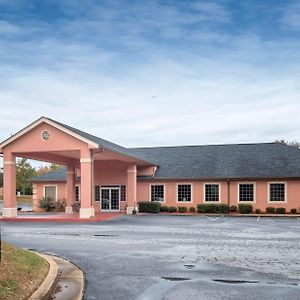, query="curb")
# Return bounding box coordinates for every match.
[29,253,59,300]
[139,213,300,218]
